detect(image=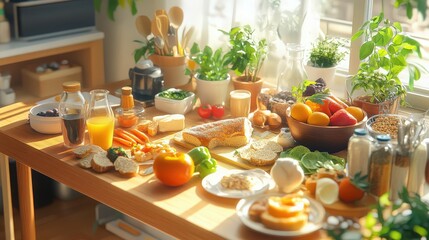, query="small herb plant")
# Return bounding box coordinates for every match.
[308,37,347,68]
[221,25,268,82]
[351,11,426,104]
[133,38,155,63]
[185,43,231,81]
